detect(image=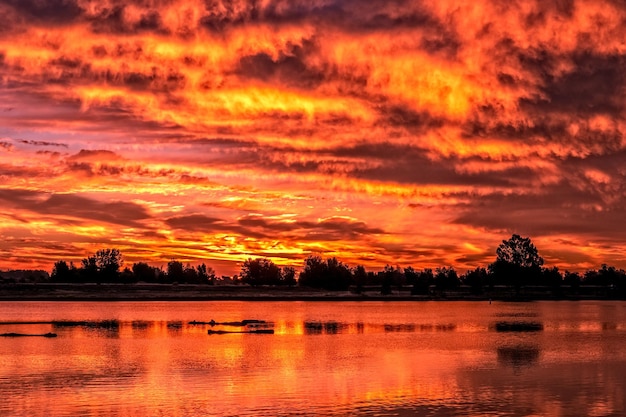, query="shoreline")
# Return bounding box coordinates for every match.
[0,283,620,302]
